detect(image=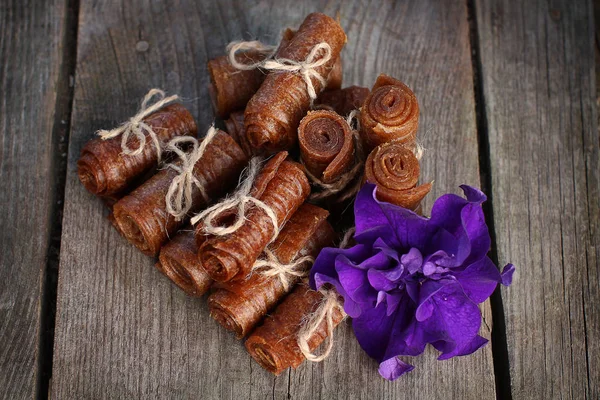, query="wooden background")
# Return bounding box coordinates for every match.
[0,0,598,399]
